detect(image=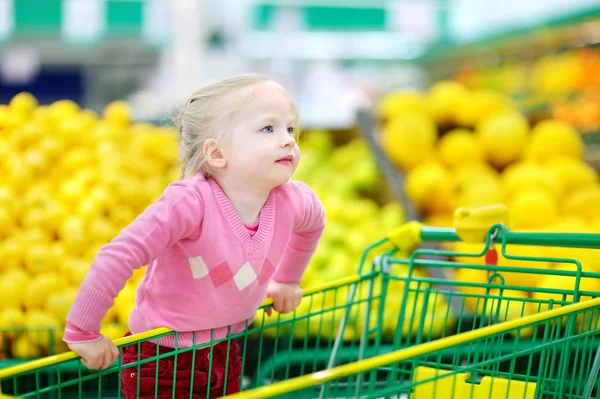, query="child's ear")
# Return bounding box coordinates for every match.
[203,138,227,169]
